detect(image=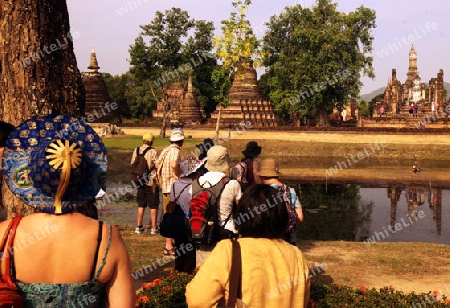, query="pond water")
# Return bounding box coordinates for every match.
[288,180,449,245]
[100,164,450,245]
